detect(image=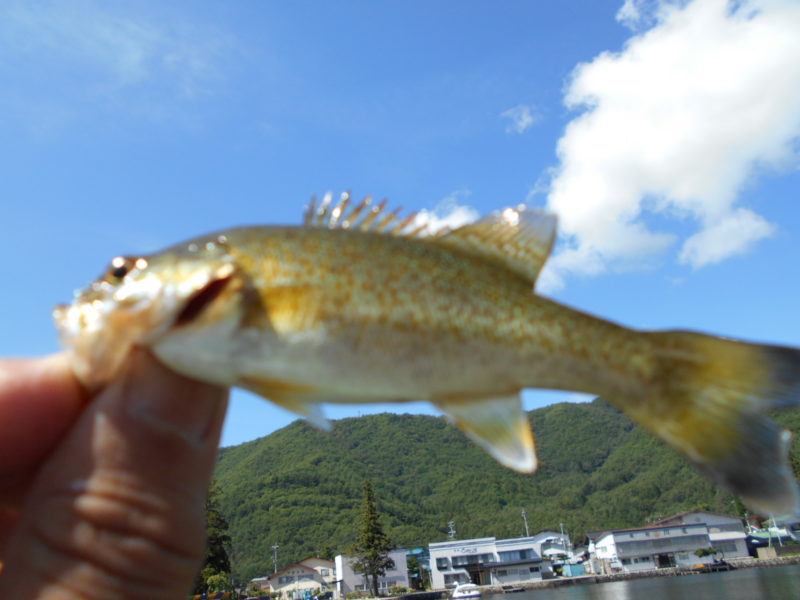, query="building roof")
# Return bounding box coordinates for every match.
[588,522,708,543]
[710,531,747,541]
[650,510,741,526]
[269,557,334,580]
